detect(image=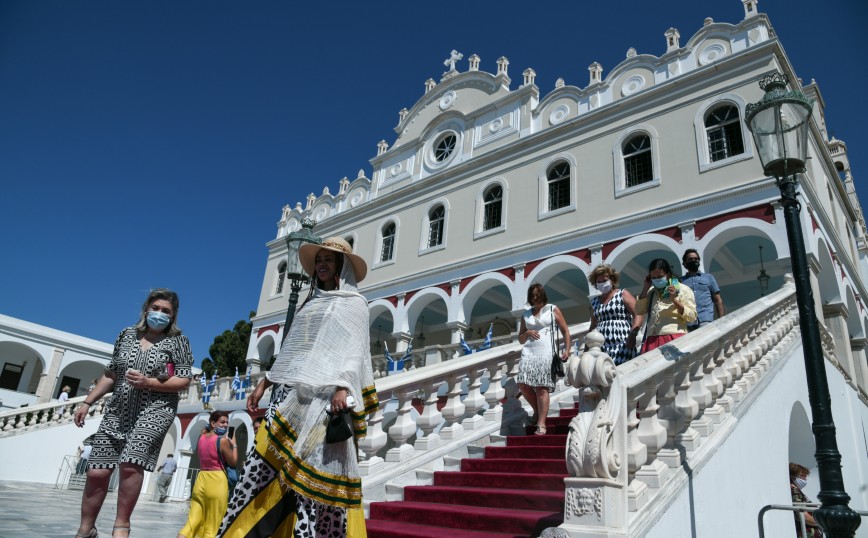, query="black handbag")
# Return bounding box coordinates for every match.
[550,306,565,381]
[325,410,353,444]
